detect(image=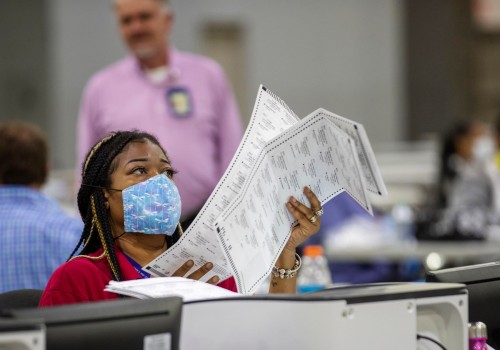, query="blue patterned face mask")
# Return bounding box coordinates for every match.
[122,174,182,235]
